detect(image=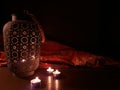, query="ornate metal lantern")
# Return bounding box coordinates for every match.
[3,13,41,77]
